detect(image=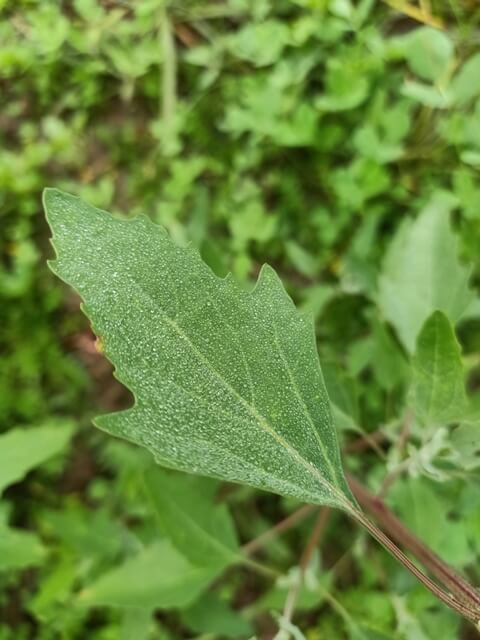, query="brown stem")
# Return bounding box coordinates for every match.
[349,475,480,614]
[381,0,444,28]
[344,429,386,457]
[377,411,412,499]
[351,508,479,624]
[283,508,331,624]
[242,504,316,556]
